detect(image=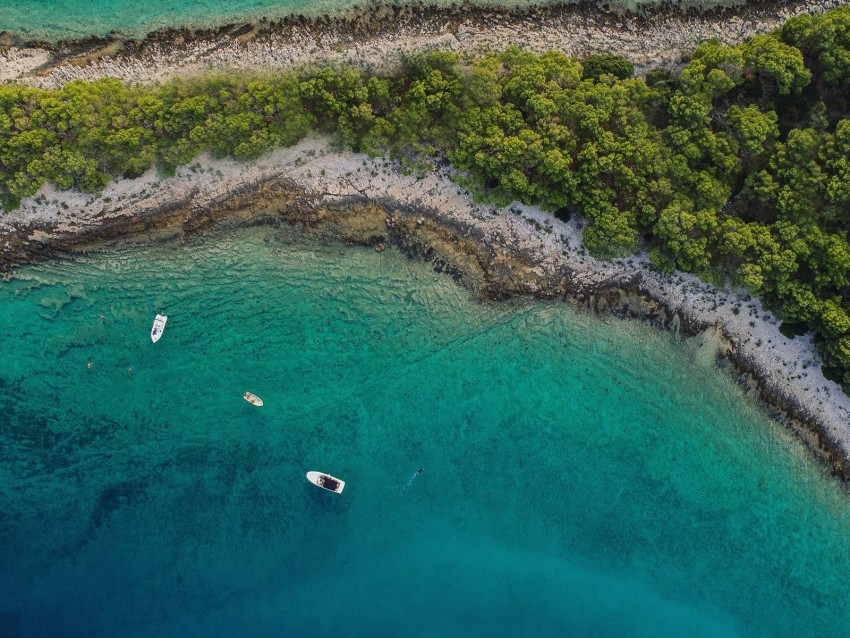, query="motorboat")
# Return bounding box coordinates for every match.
[243,391,263,407]
[306,471,345,494]
[150,314,167,343]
